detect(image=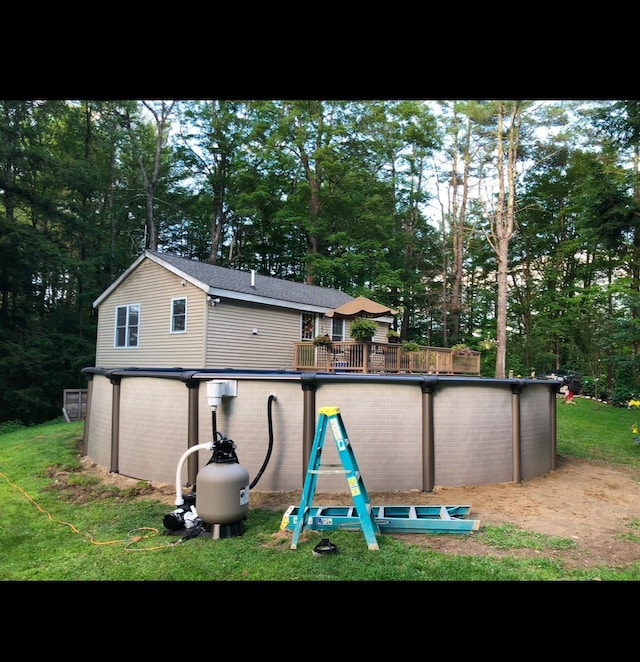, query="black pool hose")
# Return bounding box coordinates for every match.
[249,394,276,489]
